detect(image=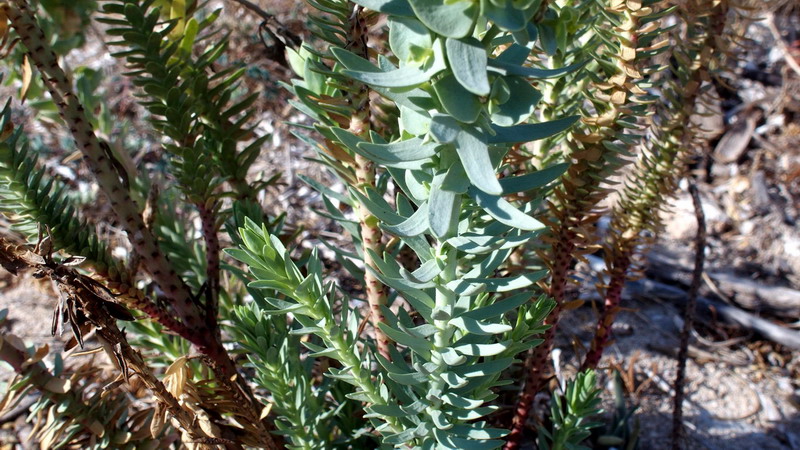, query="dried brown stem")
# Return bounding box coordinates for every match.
[0,237,211,444]
[506,234,574,449]
[229,0,301,49]
[3,0,199,330]
[671,181,706,449]
[764,12,800,77]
